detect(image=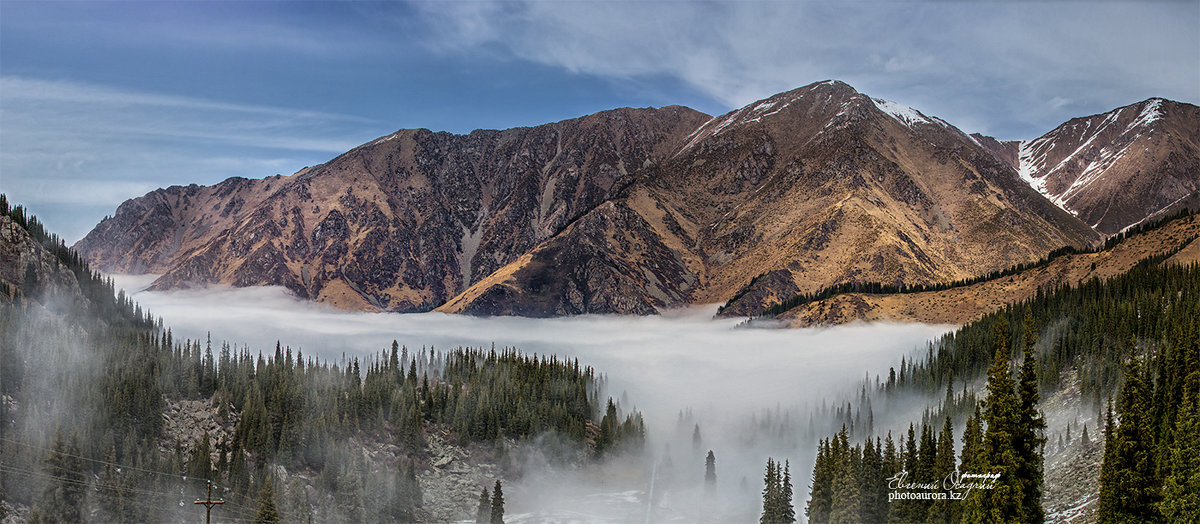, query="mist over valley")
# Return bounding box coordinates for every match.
[107,274,953,522]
